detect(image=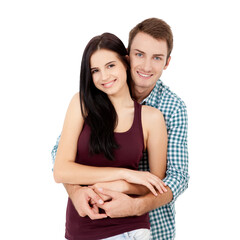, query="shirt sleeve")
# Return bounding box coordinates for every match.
[163,105,190,203]
[51,135,61,168]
